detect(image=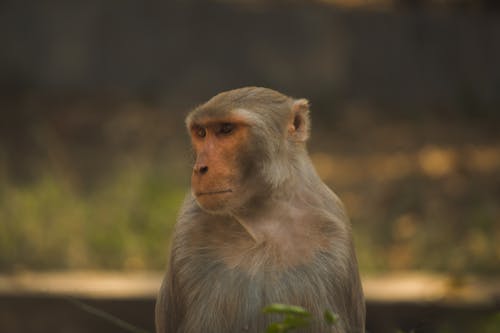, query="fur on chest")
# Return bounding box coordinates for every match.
[174,254,337,333]
[181,213,334,273]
